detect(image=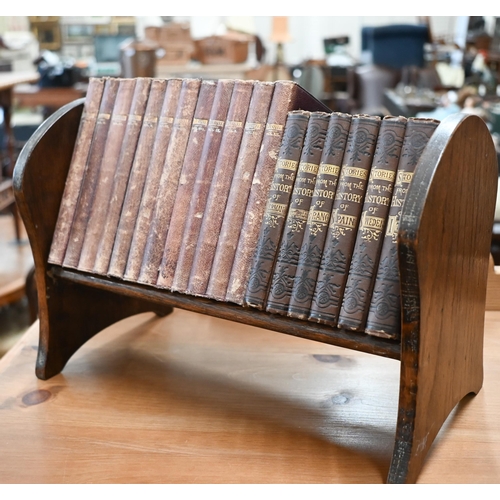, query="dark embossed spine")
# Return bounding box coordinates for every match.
[266,111,331,315]
[365,117,439,339]
[337,115,407,331]
[287,112,352,320]
[309,114,381,326]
